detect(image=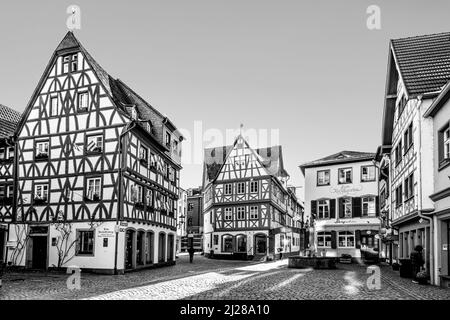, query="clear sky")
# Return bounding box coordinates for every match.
[1,0,450,196]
